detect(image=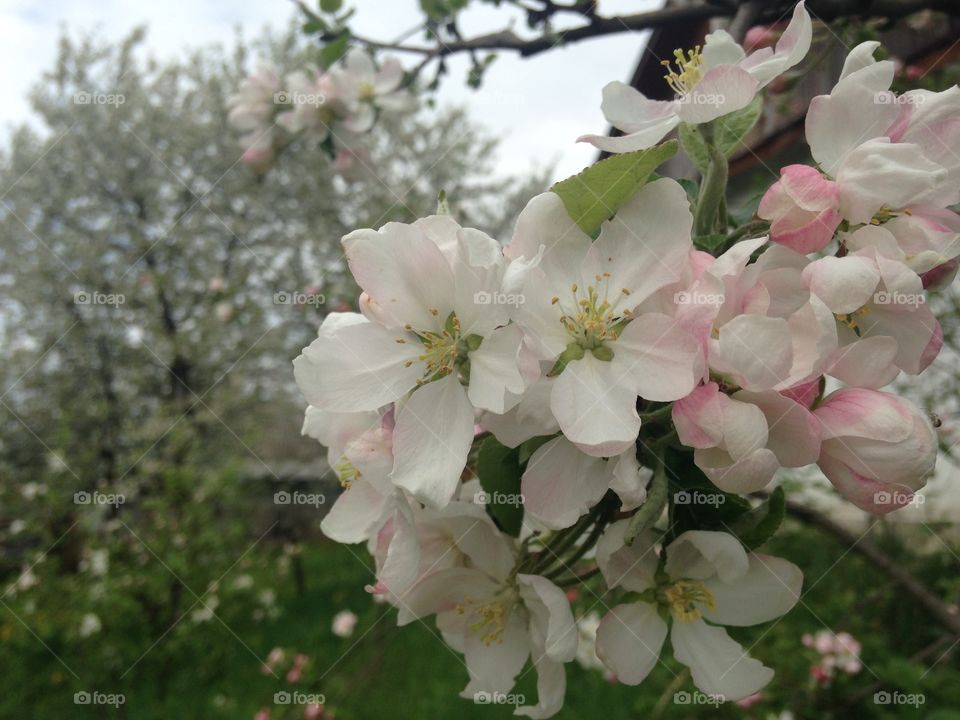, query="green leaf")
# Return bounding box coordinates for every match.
[302,19,328,33]
[728,487,786,549]
[693,233,727,254]
[320,0,343,11]
[476,436,524,537]
[713,95,763,157]
[320,33,351,69]
[679,95,764,174]
[549,141,678,236]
